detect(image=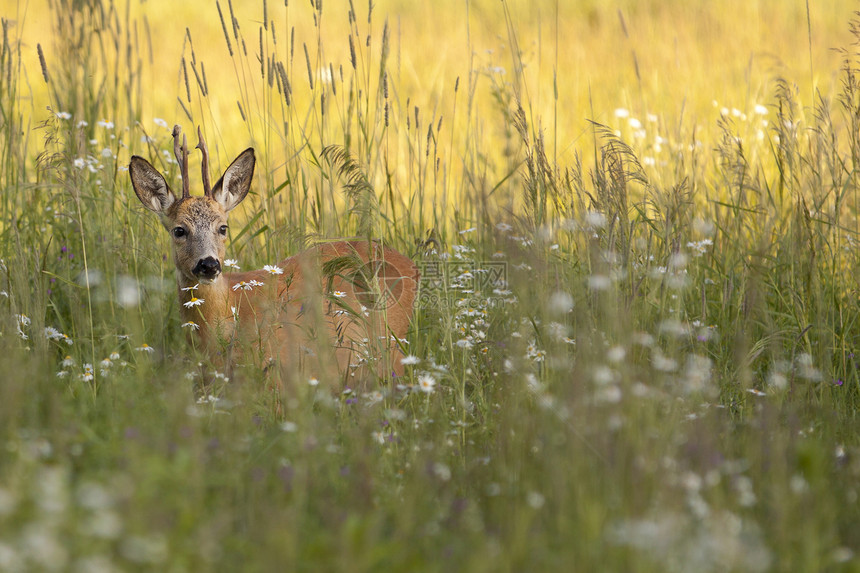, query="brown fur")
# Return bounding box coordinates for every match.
[129,148,418,385]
